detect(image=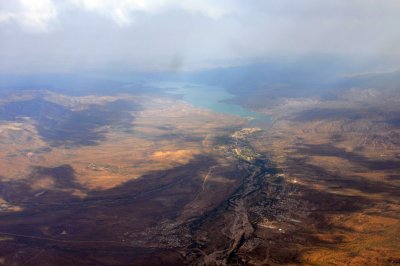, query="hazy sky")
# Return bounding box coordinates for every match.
[1,0,400,72]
